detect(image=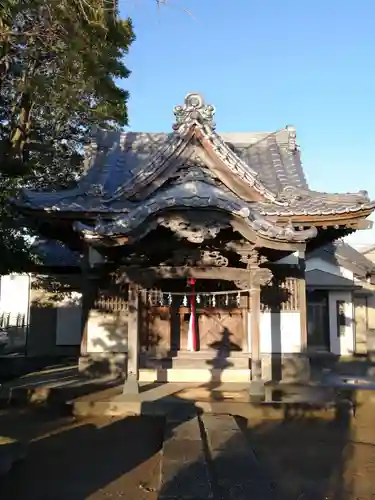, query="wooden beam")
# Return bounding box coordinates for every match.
[117,265,252,285]
[254,237,306,252]
[276,209,374,226]
[348,219,373,230]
